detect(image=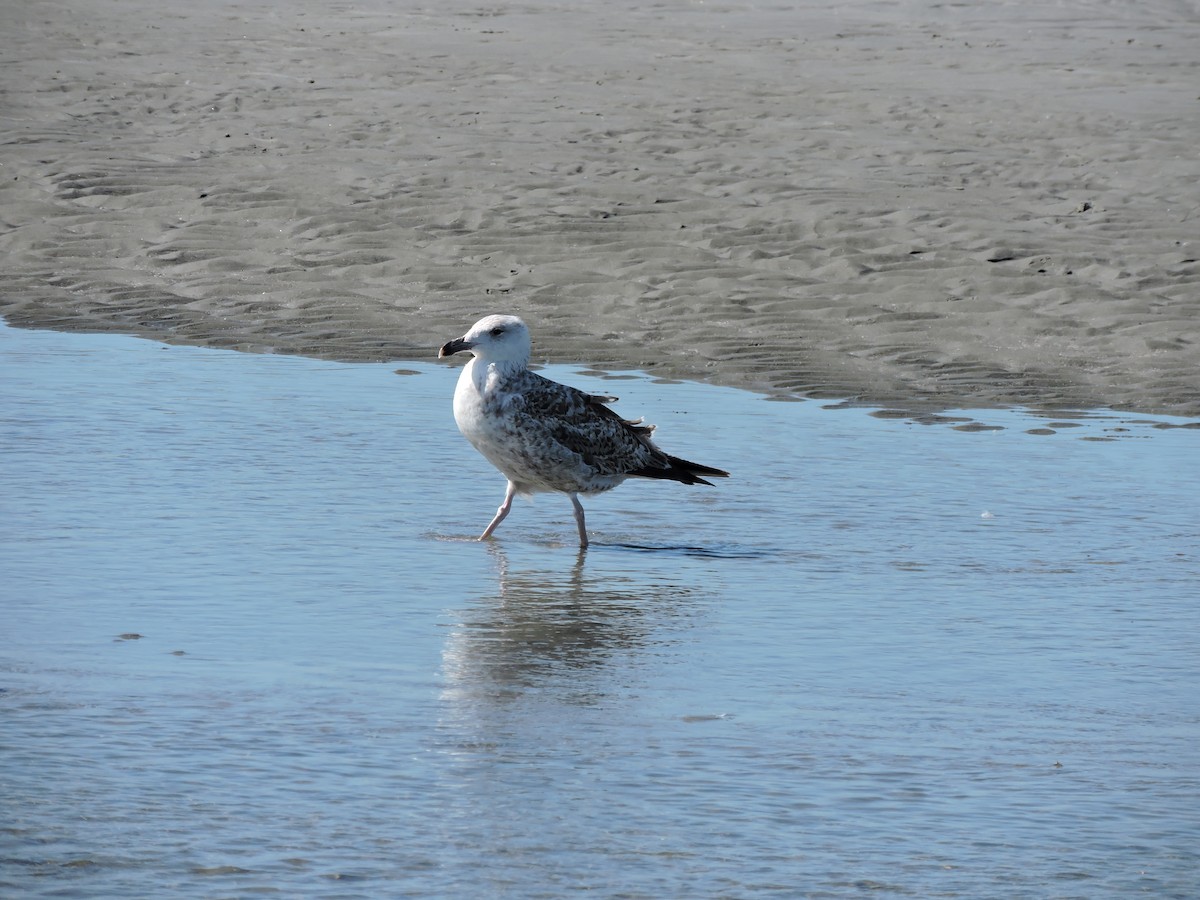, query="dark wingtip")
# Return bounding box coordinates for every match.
[681,468,728,486]
[678,459,730,483]
[632,456,729,485]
